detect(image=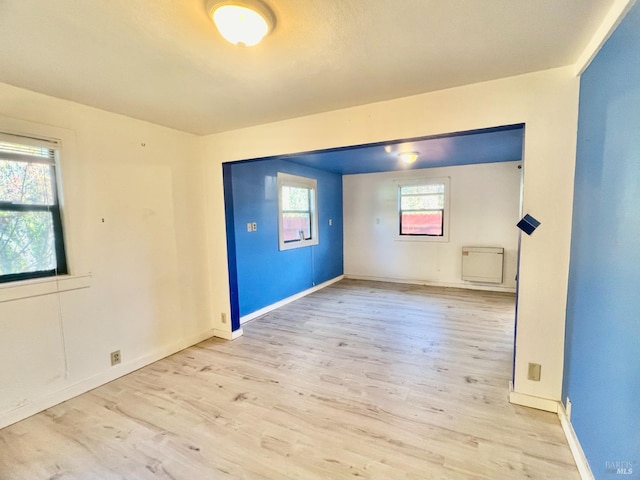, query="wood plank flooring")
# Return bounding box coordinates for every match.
[0,279,580,479]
